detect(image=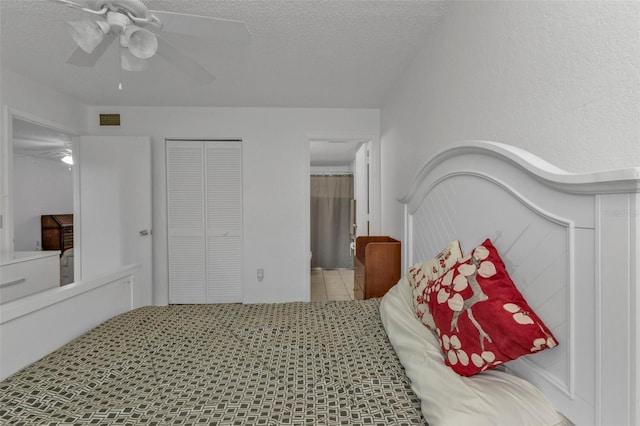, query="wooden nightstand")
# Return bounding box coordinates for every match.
[353,236,401,299]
